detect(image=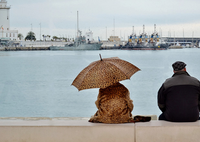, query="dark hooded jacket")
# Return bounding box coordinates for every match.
[158,71,200,122]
